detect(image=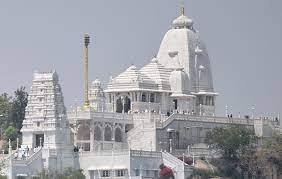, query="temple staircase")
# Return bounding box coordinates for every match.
[162,151,193,179]
[127,120,156,151]
[7,147,44,177]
